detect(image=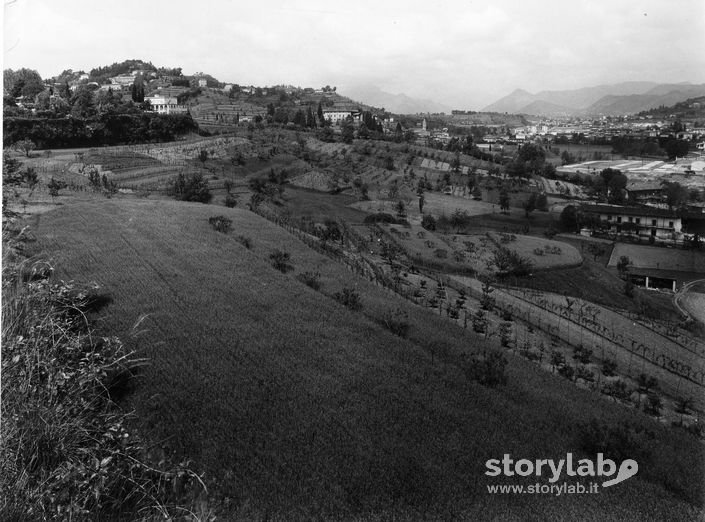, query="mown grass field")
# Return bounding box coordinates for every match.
[33,197,705,520]
[609,243,705,273]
